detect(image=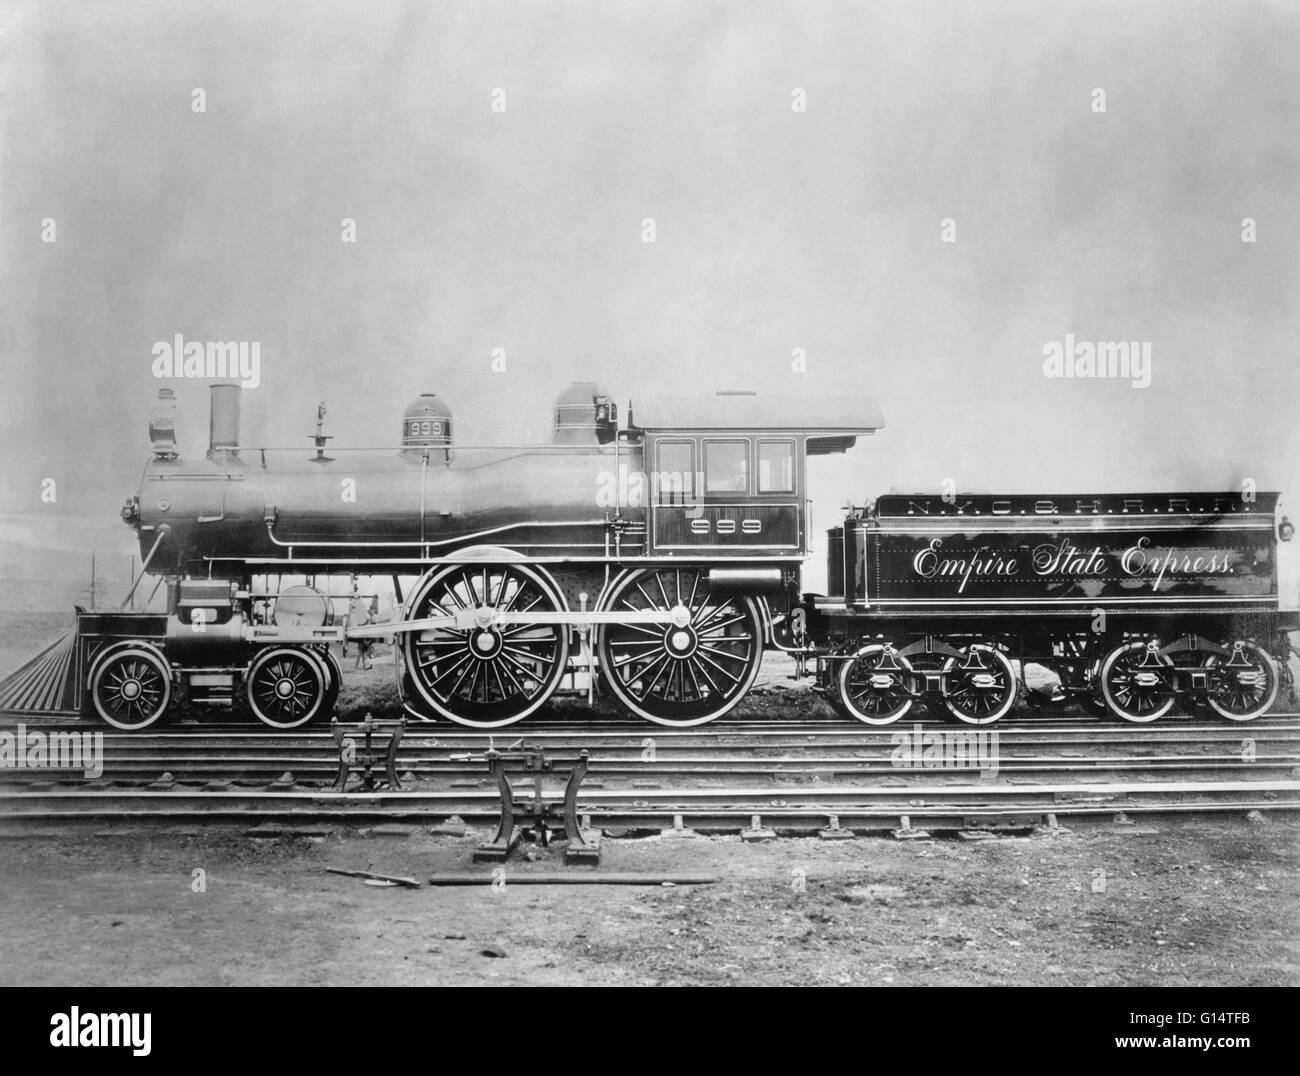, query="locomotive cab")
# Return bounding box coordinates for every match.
[630,390,885,562]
